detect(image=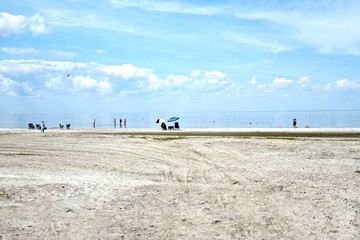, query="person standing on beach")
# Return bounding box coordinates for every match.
[124,118,127,128]
[114,118,116,128]
[119,118,122,128]
[293,118,297,128]
[40,121,46,133]
[93,119,96,128]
